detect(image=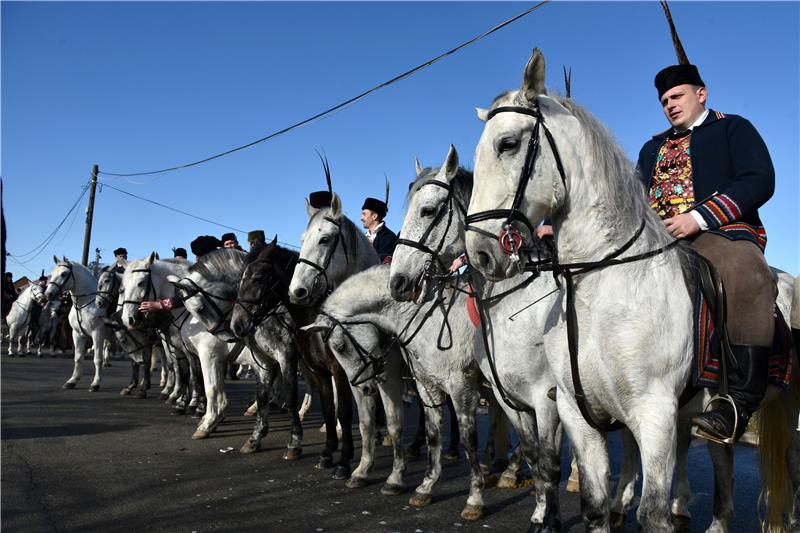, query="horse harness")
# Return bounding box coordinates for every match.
[176,277,236,336]
[296,216,349,297]
[51,263,97,339]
